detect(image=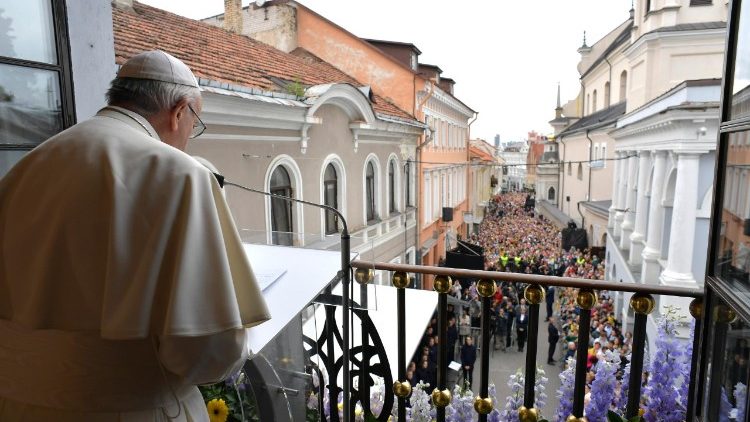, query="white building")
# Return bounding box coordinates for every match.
[499,141,529,191]
[603,0,727,348]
